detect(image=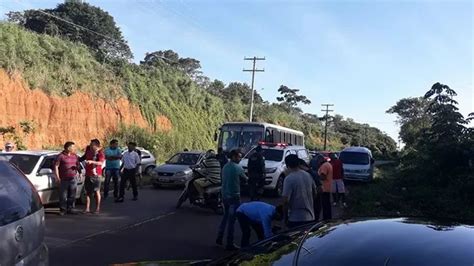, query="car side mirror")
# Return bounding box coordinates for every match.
[38,168,53,176]
[371,158,375,164]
